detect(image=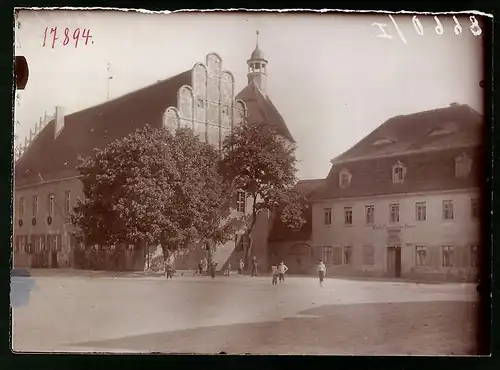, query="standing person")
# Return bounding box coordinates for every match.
[238,259,244,276]
[317,260,326,287]
[210,261,217,279]
[197,259,203,276]
[224,261,232,276]
[271,265,278,285]
[277,261,288,283]
[251,256,259,277]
